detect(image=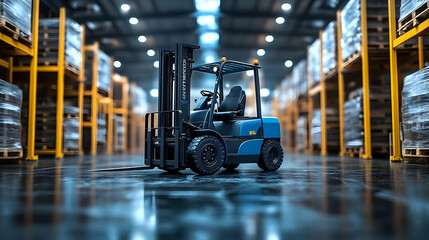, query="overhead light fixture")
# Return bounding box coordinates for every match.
[257,49,265,56]
[138,35,147,43]
[284,60,293,68]
[195,0,220,12]
[246,70,254,77]
[197,15,217,30]
[281,3,292,11]
[265,35,274,43]
[147,49,155,56]
[261,88,270,97]
[113,60,121,68]
[120,3,130,12]
[129,17,139,25]
[200,32,219,45]
[150,89,158,97]
[205,56,215,63]
[276,17,285,24]
[154,60,159,68]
